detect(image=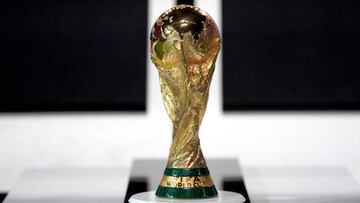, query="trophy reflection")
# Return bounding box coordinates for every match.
[150,5,221,199]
